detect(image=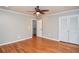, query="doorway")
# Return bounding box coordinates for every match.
[32,20,42,37]
[32,20,37,36]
